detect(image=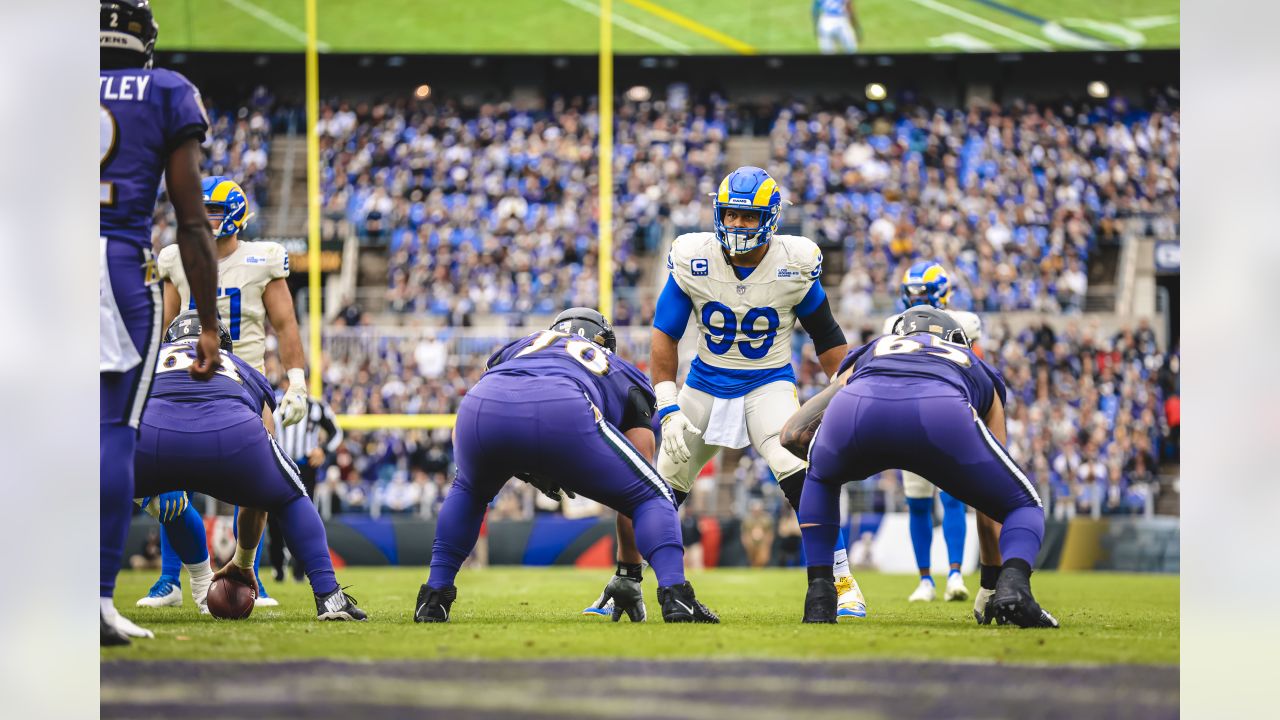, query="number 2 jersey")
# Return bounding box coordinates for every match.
[838,334,1008,417]
[483,332,656,430]
[148,343,277,422]
[157,240,289,371]
[100,68,209,248]
[658,232,827,398]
